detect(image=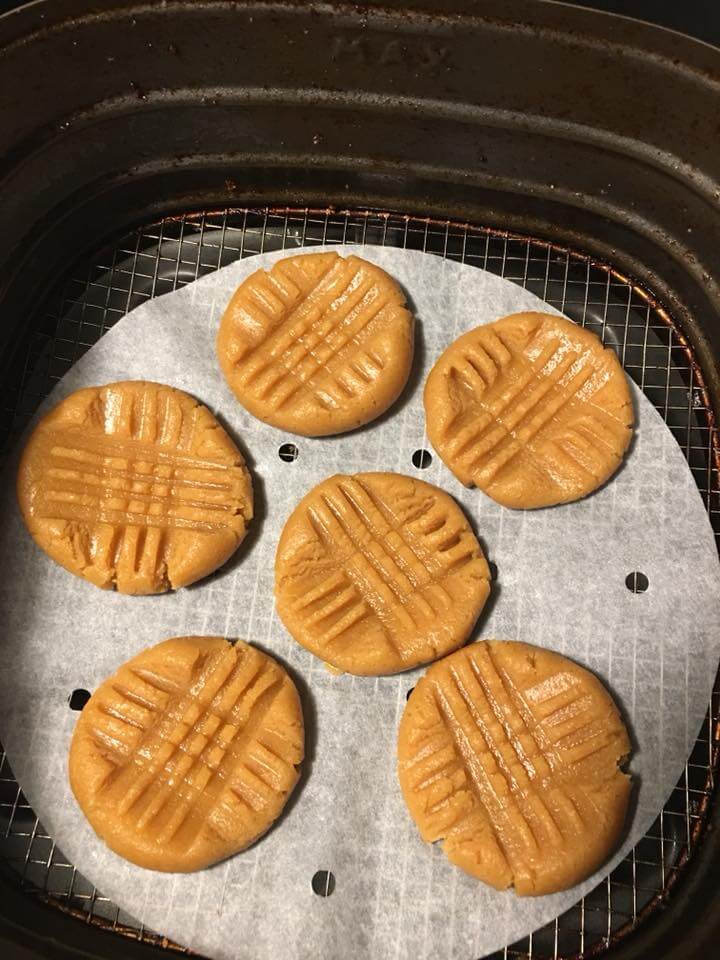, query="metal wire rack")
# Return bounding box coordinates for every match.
[0,208,718,959]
